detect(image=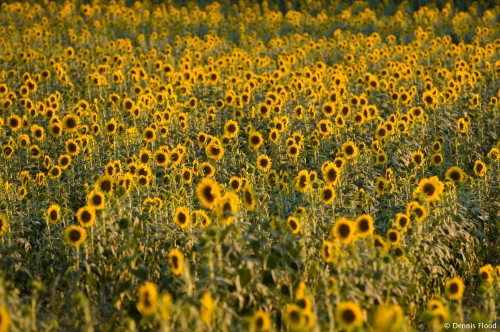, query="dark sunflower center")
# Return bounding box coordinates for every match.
[69,229,81,242]
[389,232,398,242]
[339,224,351,238]
[448,282,459,294]
[341,309,356,323]
[323,189,333,200]
[81,211,92,222]
[358,219,369,232]
[423,183,436,196]
[202,186,215,203]
[449,171,460,181]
